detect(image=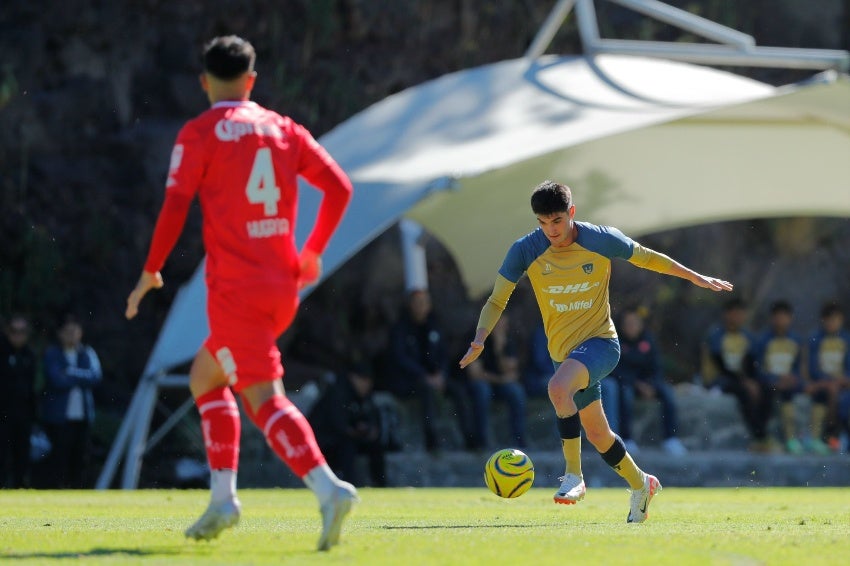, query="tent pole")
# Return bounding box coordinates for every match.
[95,373,149,489]
[525,0,577,59]
[120,375,160,489]
[400,219,429,291]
